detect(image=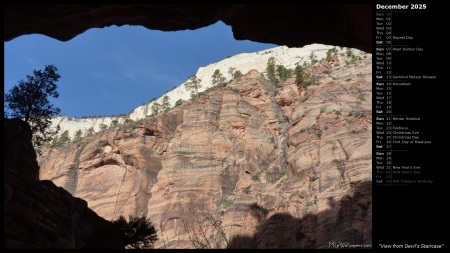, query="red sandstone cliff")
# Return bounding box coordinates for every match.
[39,54,372,249]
